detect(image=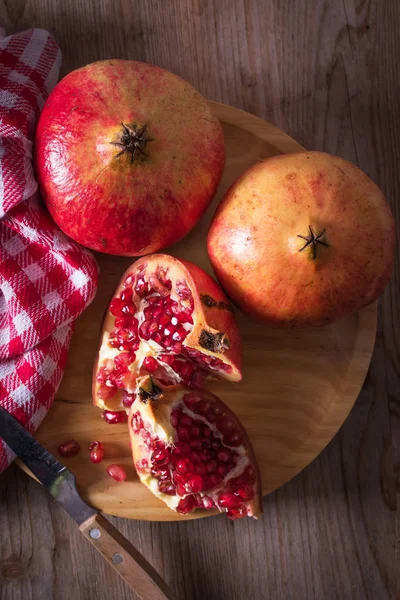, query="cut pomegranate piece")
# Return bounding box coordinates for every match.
[93,254,242,412]
[128,380,262,520]
[58,440,81,458]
